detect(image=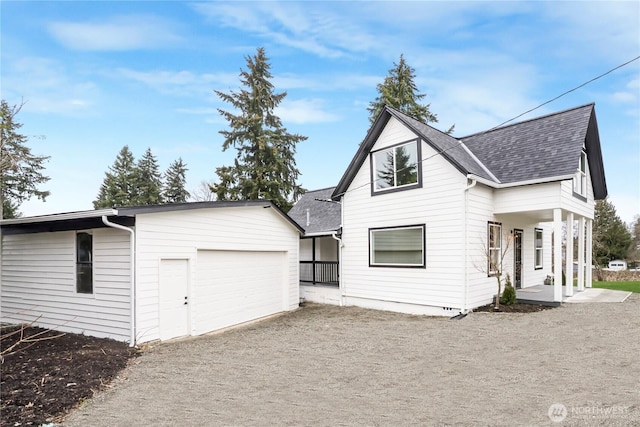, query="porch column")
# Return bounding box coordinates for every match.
[586,219,593,288]
[577,216,585,291]
[553,208,563,302]
[565,212,574,297]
